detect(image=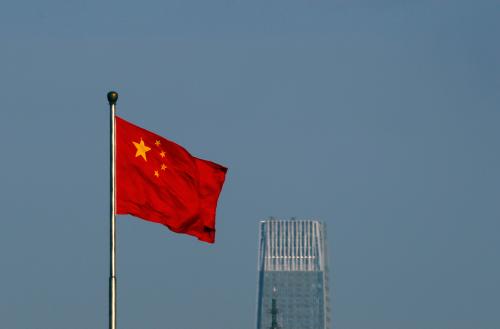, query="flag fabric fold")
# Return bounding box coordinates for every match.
[115,116,227,243]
